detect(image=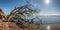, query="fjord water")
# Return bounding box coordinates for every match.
[40,15,60,25]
